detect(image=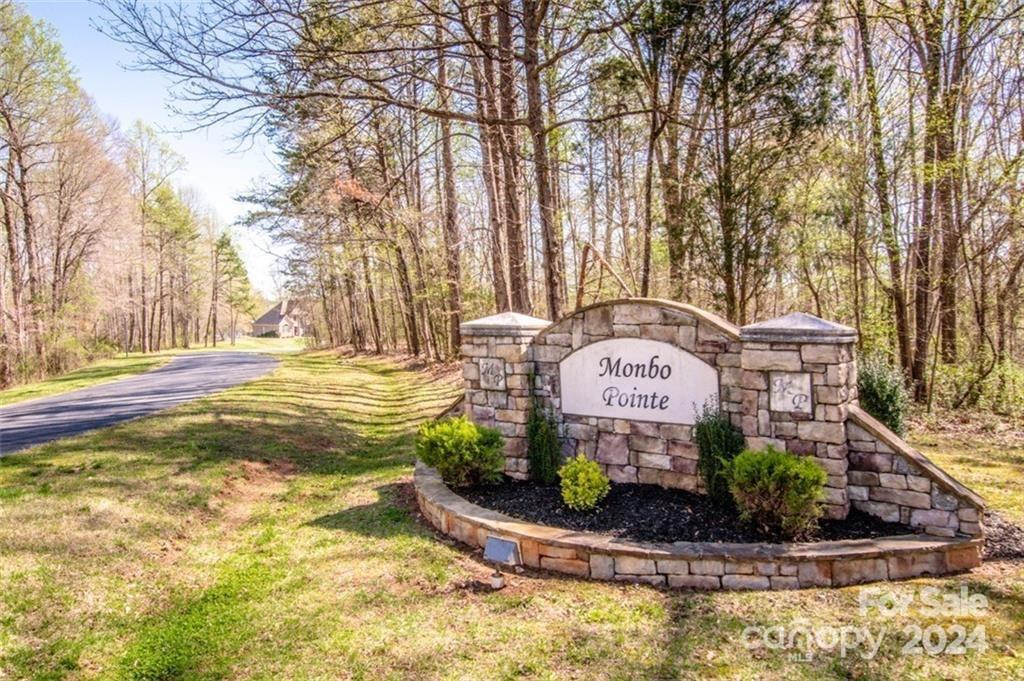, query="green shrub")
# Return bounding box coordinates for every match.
[858,355,908,434]
[932,358,1024,418]
[693,400,746,506]
[558,455,610,511]
[727,447,827,539]
[415,416,505,487]
[526,398,562,484]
